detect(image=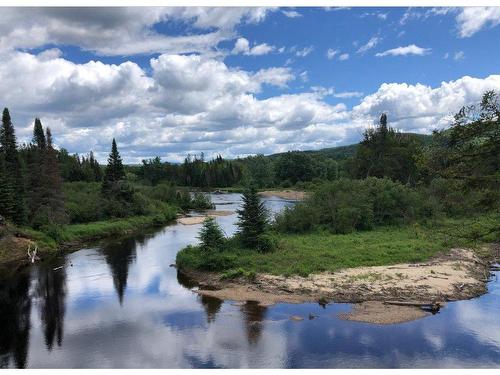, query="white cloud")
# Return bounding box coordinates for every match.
[338,53,350,61]
[454,51,465,61]
[334,91,364,99]
[0,7,276,56]
[353,74,500,132]
[357,36,381,54]
[326,48,339,60]
[295,46,314,57]
[282,10,302,18]
[4,45,500,163]
[232,37,275,56]
[375,44,431,57]
[456,7,500,37]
